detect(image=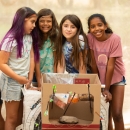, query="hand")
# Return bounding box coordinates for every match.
[28,86,41,91]
[25,80,32,89]
[17,76,28,84]
[37,87,41,91]
[37,82,41,91]
[29,87,38,90]
[102,89,112,102]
